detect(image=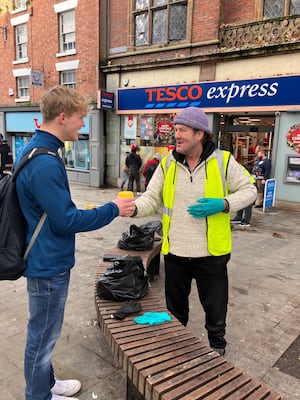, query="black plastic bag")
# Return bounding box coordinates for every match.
[97,256,149,301]
[118,224,155,251]
[139,220,162,237]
